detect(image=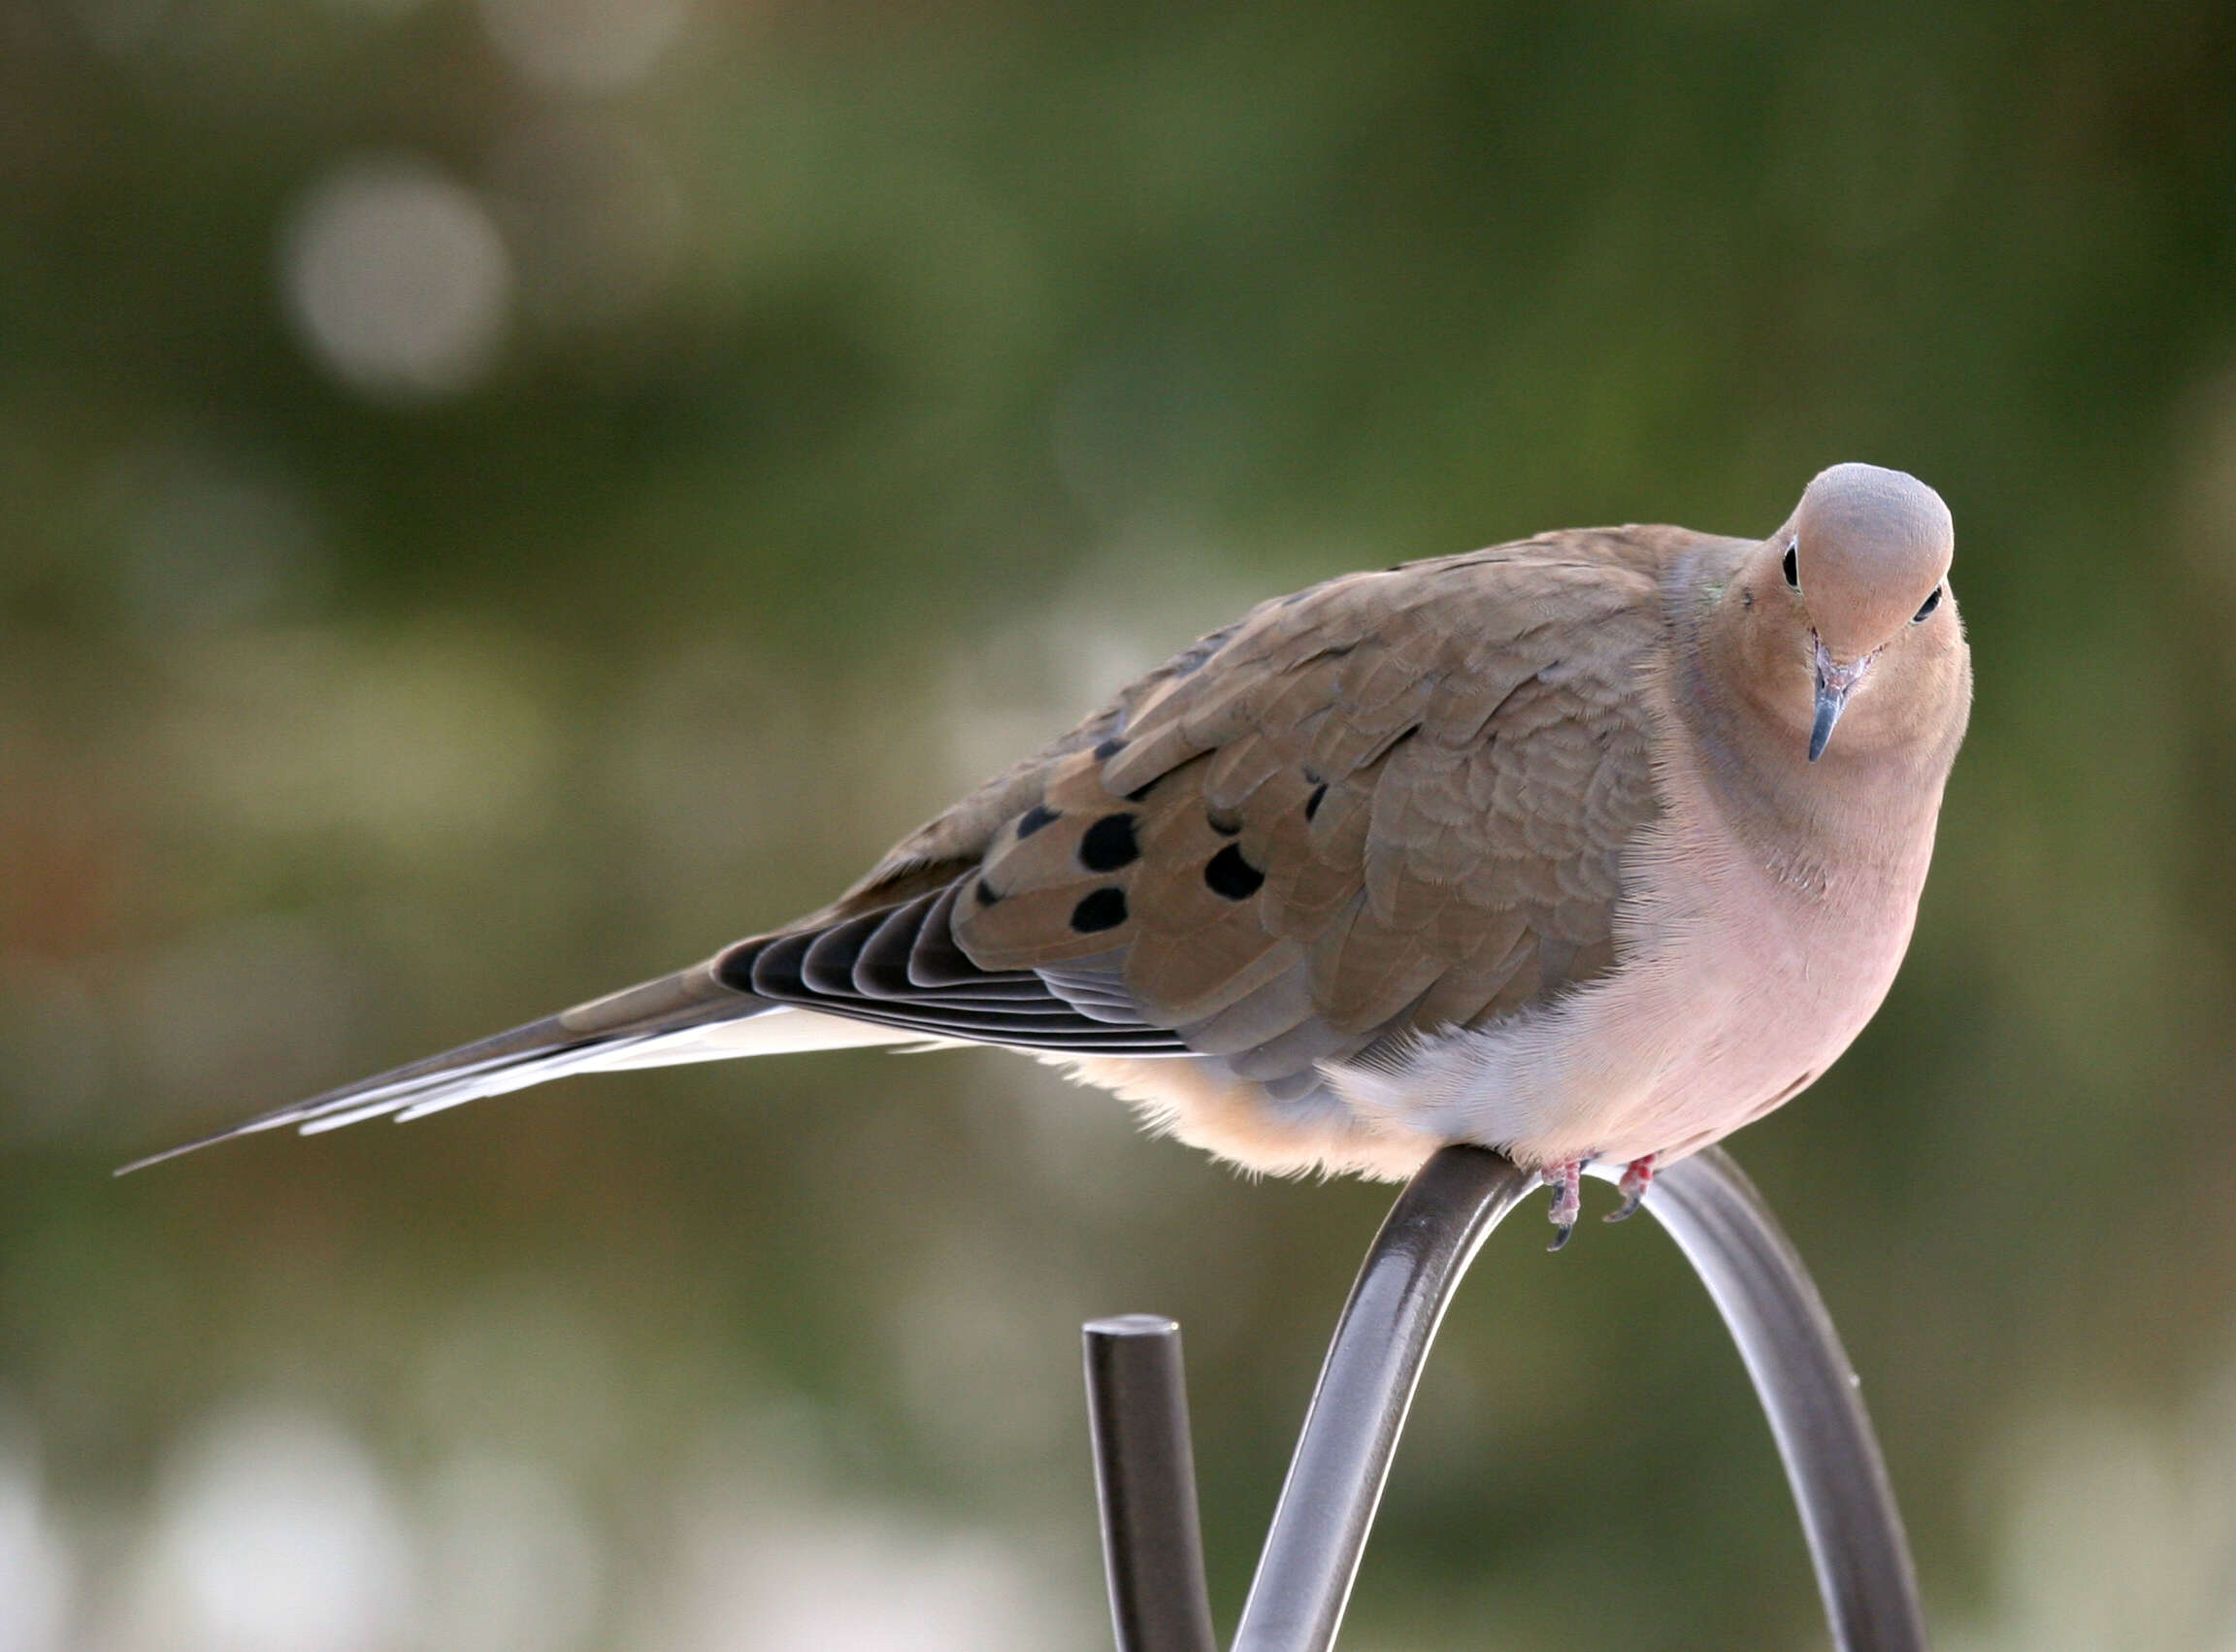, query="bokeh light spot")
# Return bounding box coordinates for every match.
[0,1446,72,1652]
[281,158,511,402]
[141,1410,415,1652]
[475,0,690,97]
